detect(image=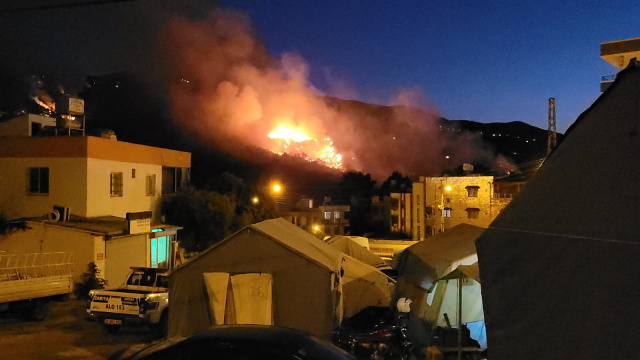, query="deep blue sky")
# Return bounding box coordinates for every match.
[220,0,638,132]
[1,0,638,132]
